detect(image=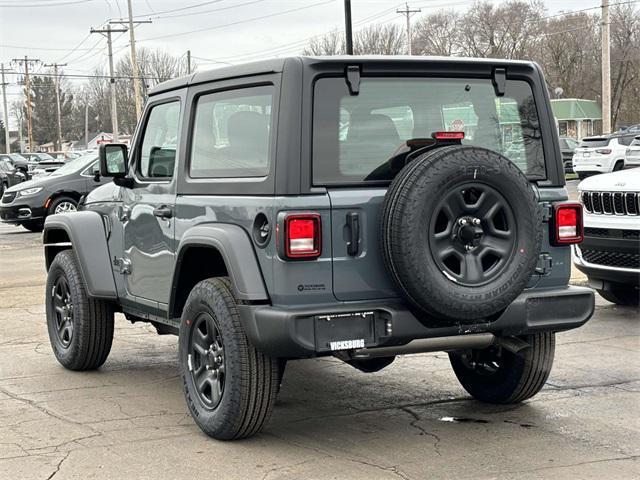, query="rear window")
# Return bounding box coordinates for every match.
[579,138,610,148]
[312,77,546,185]
[631,137,640,147]
[617,135,636,146]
